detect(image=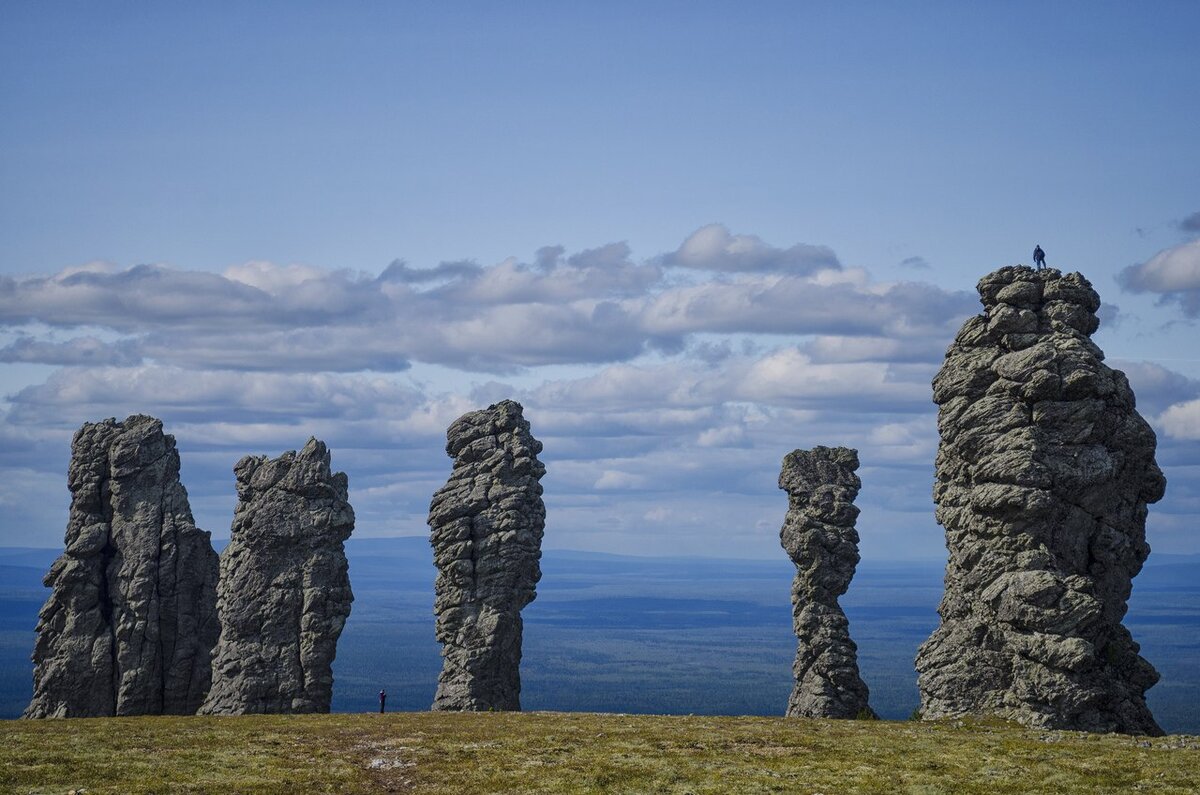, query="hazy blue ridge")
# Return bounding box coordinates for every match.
[1,538,1197,733]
